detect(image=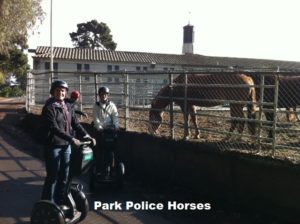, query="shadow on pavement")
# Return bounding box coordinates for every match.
[0,129,45,224]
